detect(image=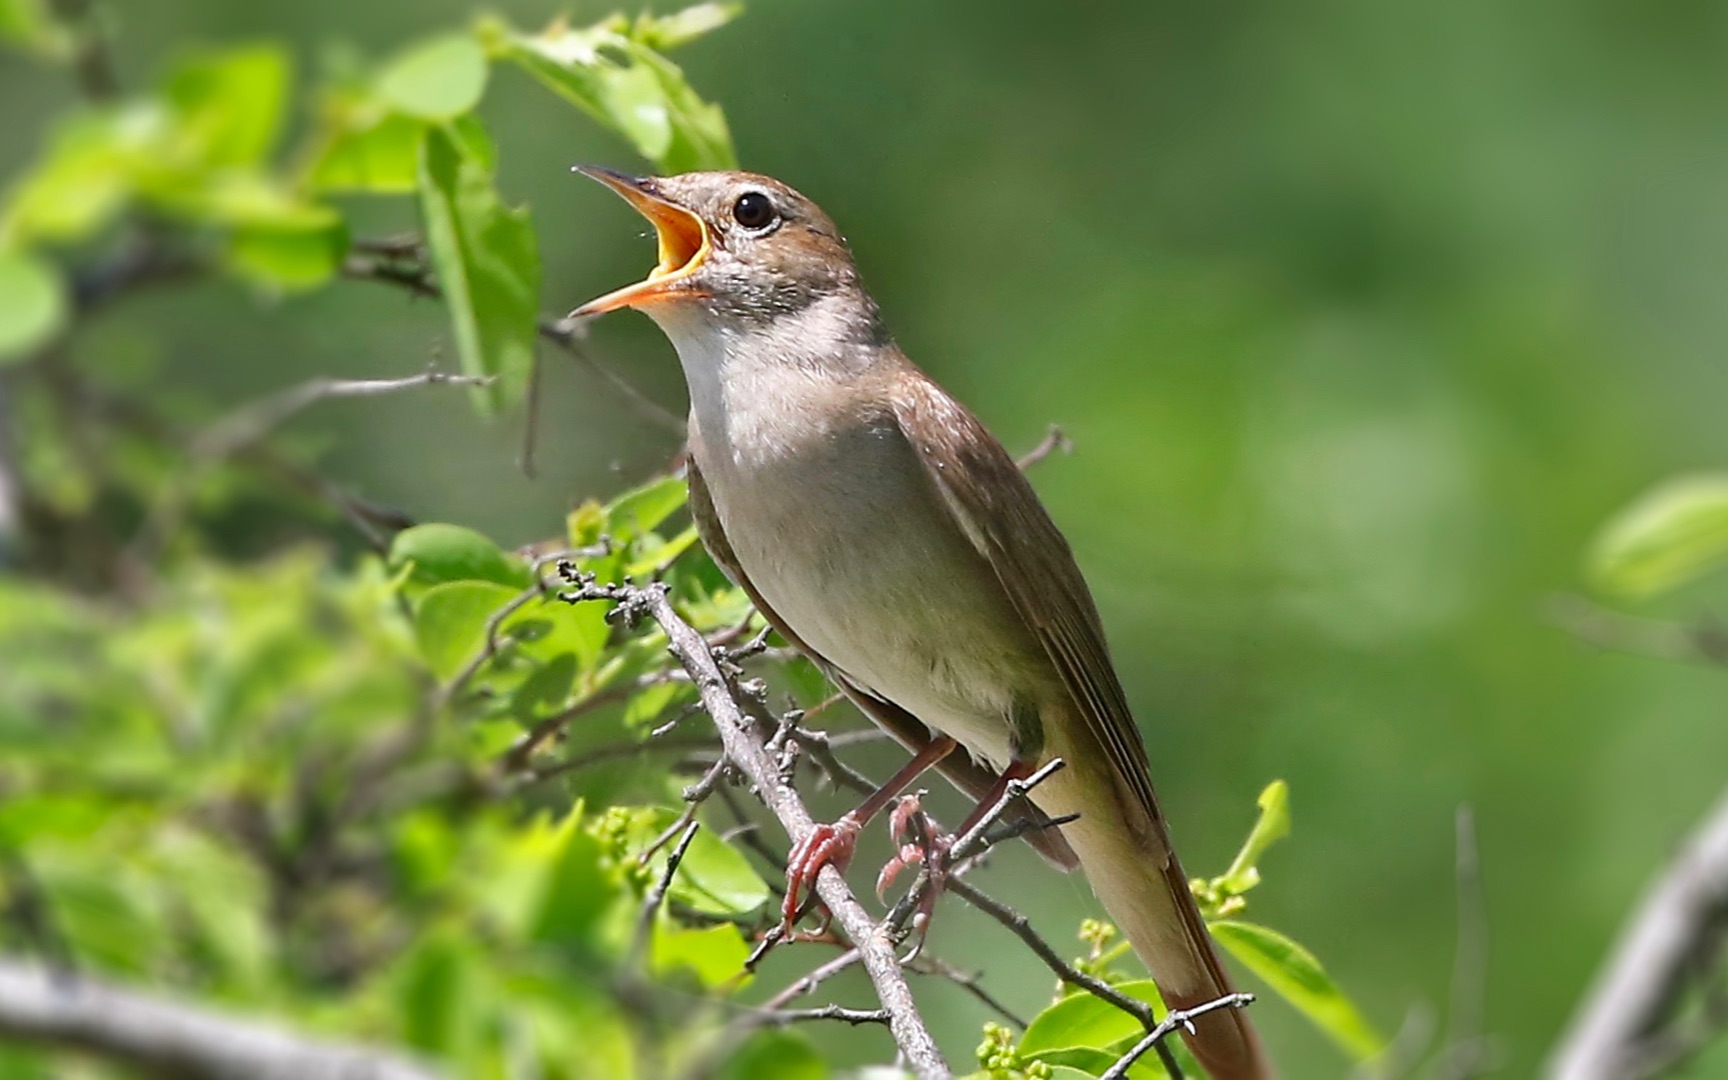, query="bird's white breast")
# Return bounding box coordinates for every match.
[652,305,1031,768]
